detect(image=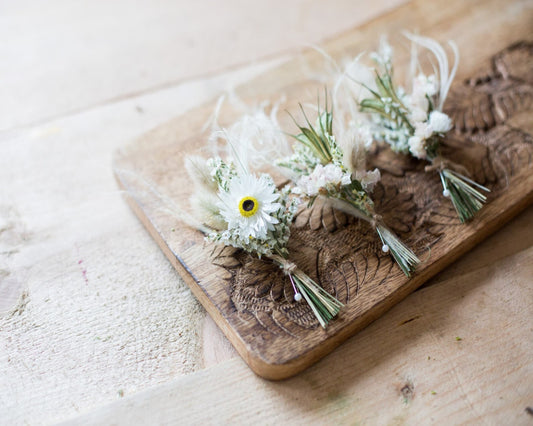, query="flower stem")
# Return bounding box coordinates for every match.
[439,168,489,223]
[375,224,419,277]
[327,196,419,276]
[291,273,343,329]
[270,254,343,328]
